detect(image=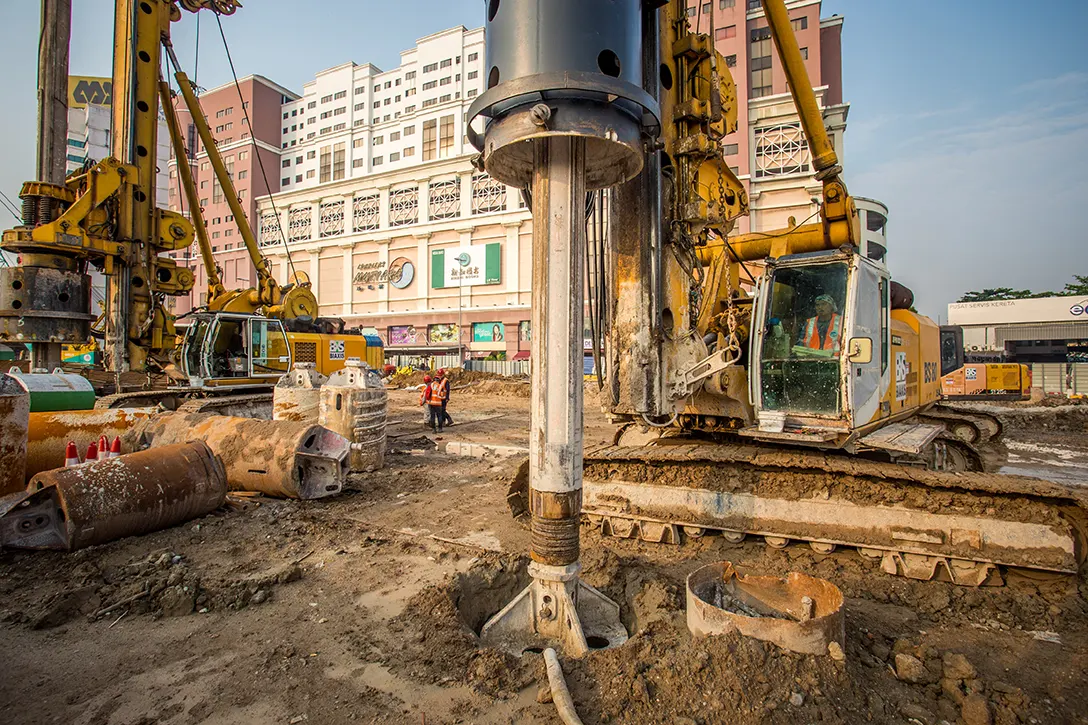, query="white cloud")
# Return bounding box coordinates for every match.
[850,87,1088,321]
